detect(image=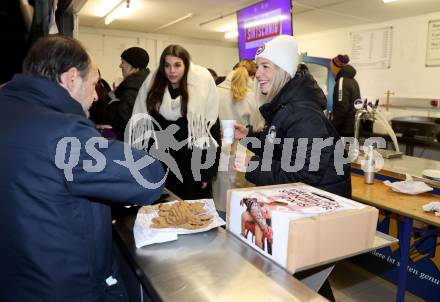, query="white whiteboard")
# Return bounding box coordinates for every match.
[350,26,393,69]
[426,19,440,67]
